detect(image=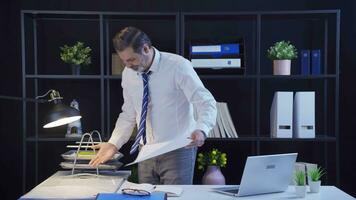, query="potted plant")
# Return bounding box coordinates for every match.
[294,170,307,198]
[308,167,326,193]
[267,40,298,75]
[60,41,92,75]
[197,148,227,185]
